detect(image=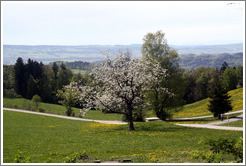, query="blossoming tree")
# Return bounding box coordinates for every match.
[71,51,170,131]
